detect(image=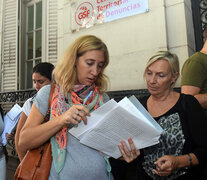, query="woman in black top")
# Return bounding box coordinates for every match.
[137,51,207,180]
